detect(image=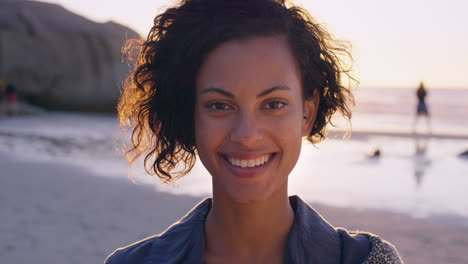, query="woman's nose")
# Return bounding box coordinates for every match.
[229,112,263,146]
